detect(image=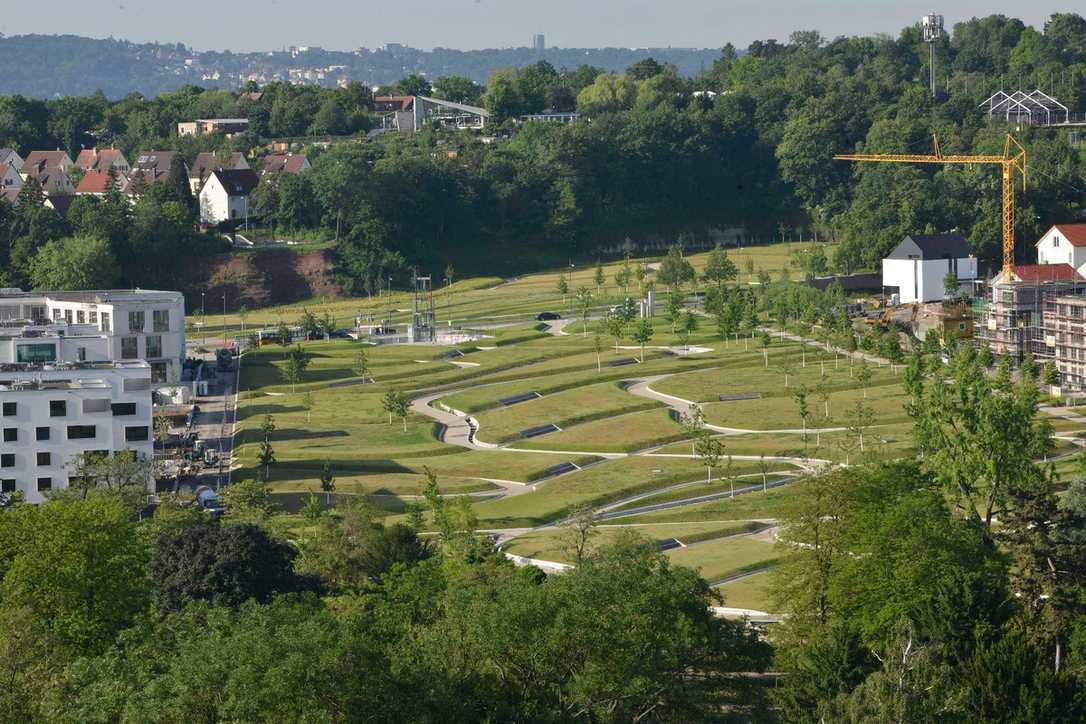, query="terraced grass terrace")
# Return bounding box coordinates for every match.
[225,241,1085,619]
